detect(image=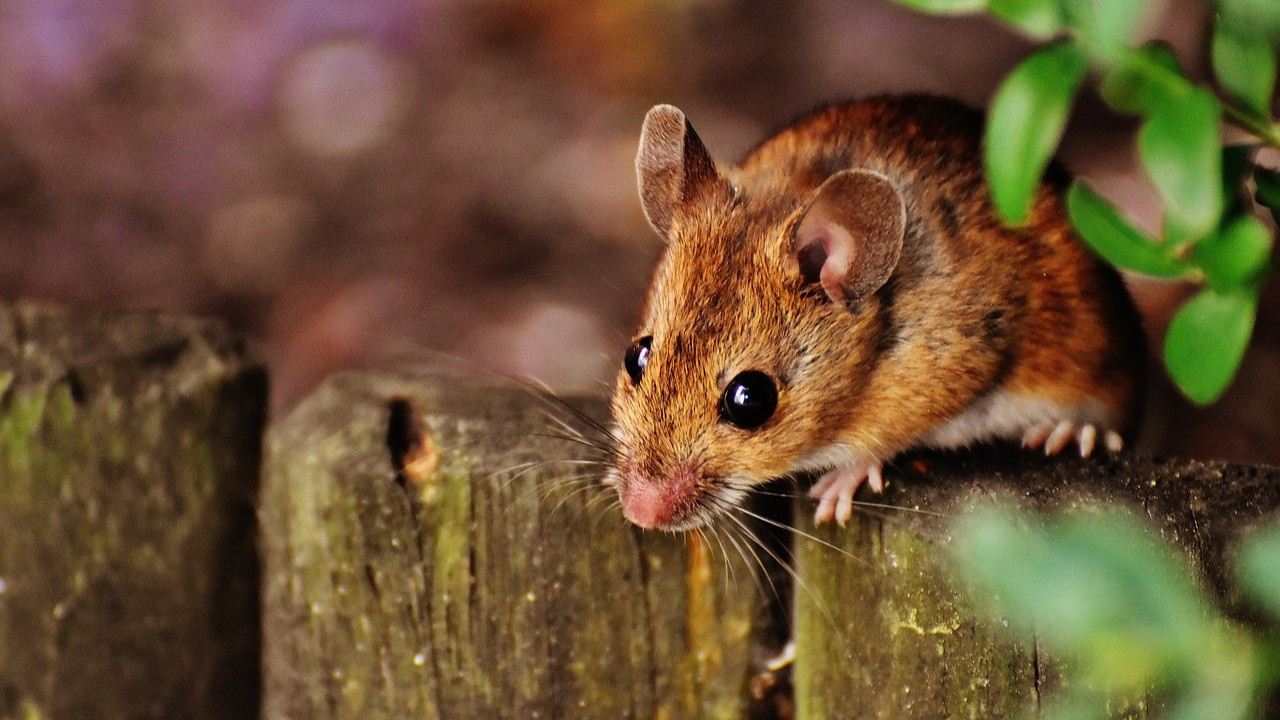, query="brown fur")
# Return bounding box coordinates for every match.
[612,95,1144,530]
